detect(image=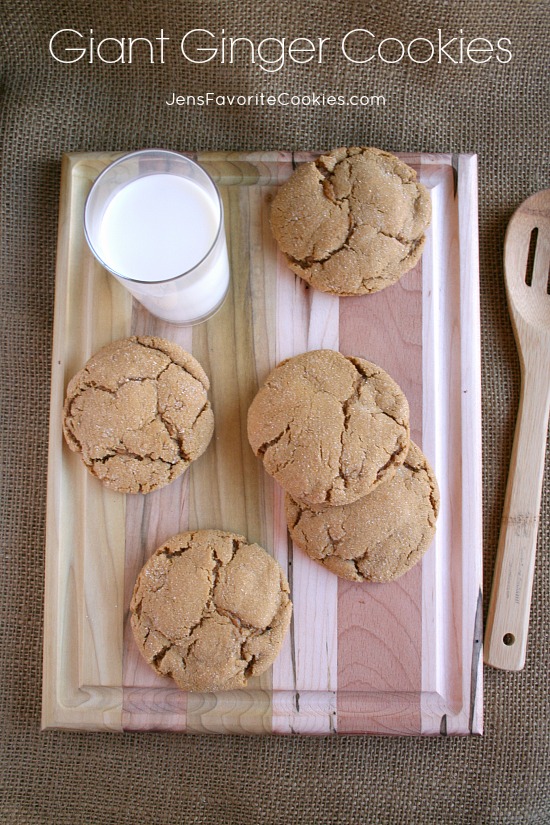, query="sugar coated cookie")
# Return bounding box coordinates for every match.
[285,441,439,582]
[247,349,410,507]
[62,336,214,494]
[130,530,292,692]
[270,146,431,295]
